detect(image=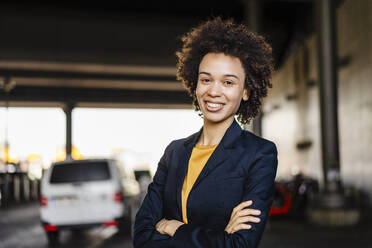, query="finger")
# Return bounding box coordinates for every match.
[156,223,163,233]
[236,216,261,224]
[230,216,259,228]
[237,208,261,217]
[159,223,168,233]
[155,222,162,231]
[225,224,234,234]
[231,224,251,234]
[232,200,253,217]
[156,219,165,227]
[160,220,168,228]
[155,221,161,229]
[231,209,260,223]
[156,219,167,230]
[235,200,253,211]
